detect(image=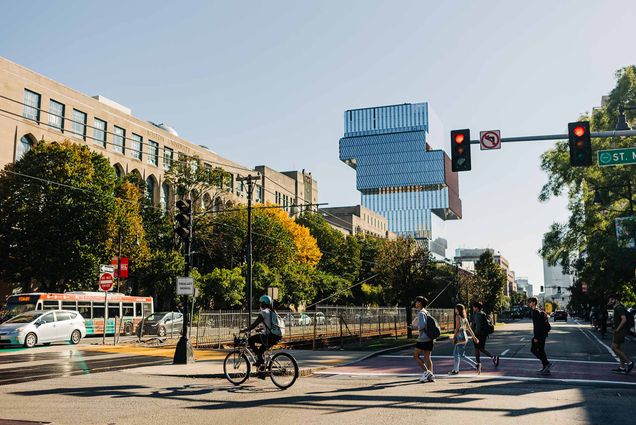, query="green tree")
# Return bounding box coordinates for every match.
[540,66,636,309]
[473,251,507,313]
[0,141,117,292]
[196,267,245,310]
